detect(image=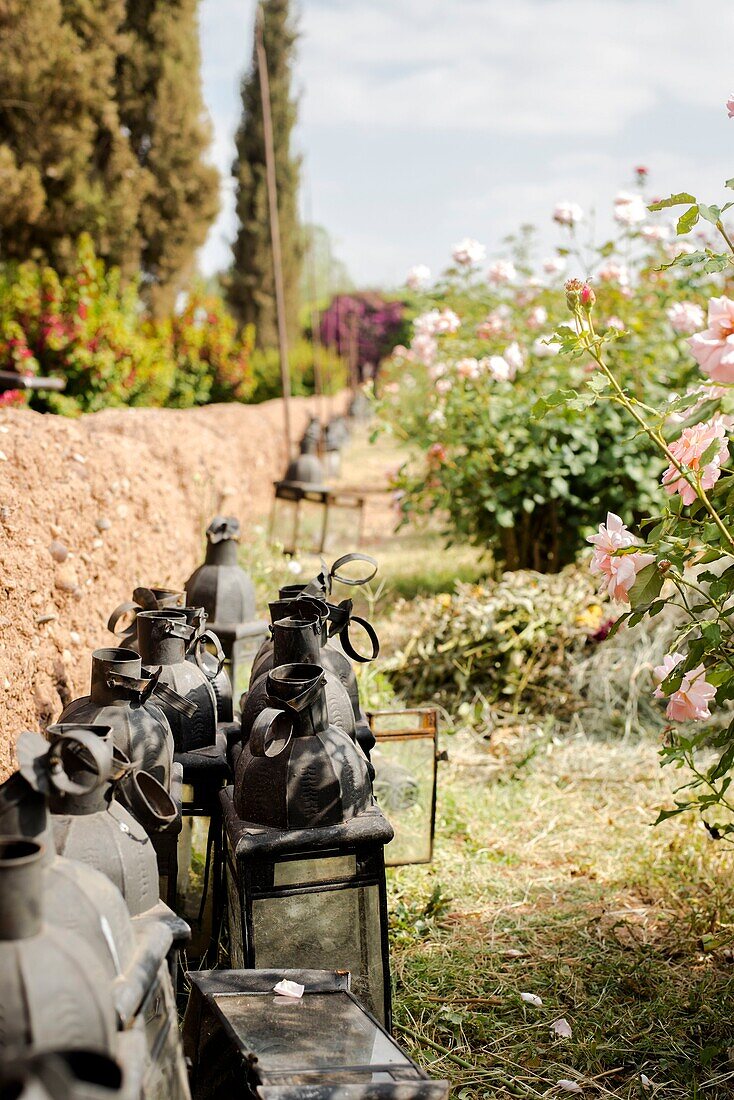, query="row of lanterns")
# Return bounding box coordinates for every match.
[0,512,446,1099]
